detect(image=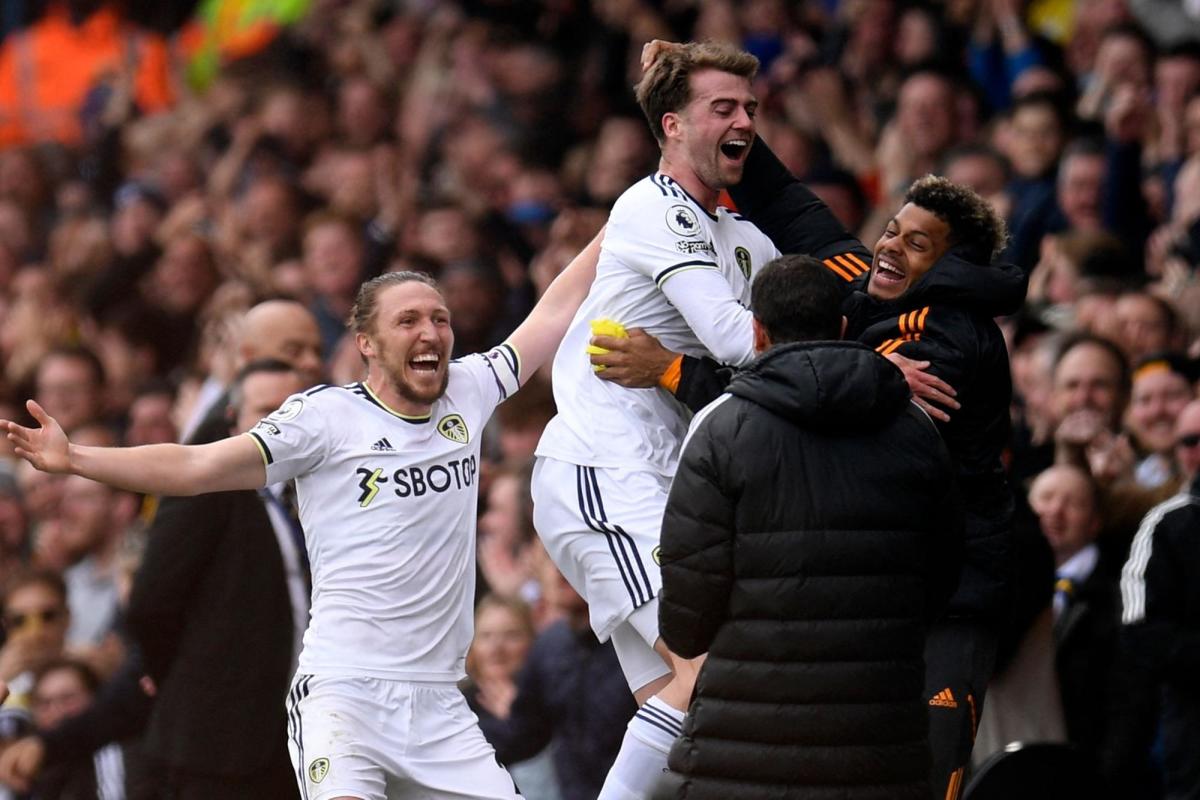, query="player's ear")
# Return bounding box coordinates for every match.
[355,331,374,359]
[752,317,772,353]
[662,112,681,140]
